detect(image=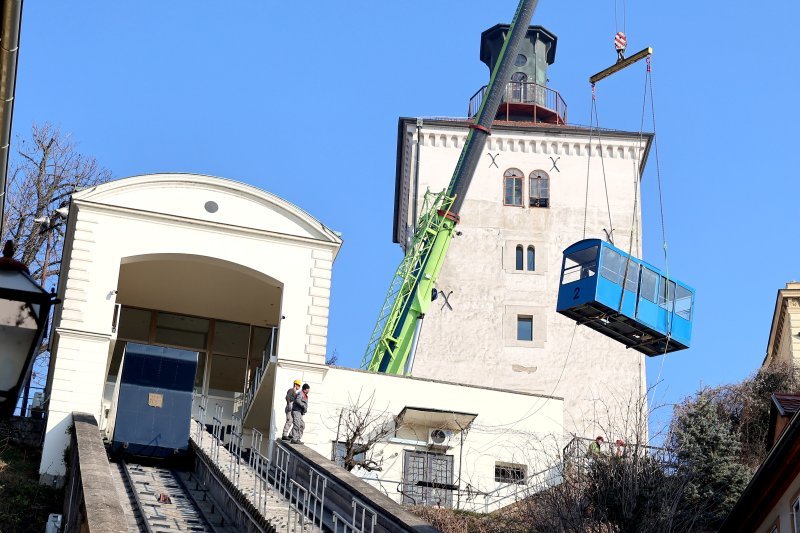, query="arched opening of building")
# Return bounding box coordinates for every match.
[101,253,283,430]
